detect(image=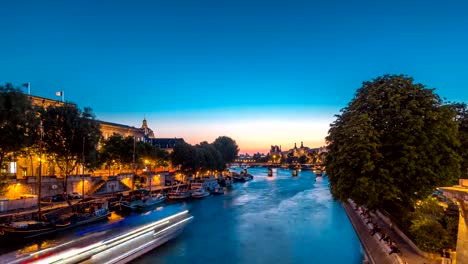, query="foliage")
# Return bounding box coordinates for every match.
[99,134,135,172]
[0,83,39,194]
[325,74,461,209]
[0,173,10,196]
[446,102,468,177]
[171,137,237,173]
[408,197,458,252]
[171,141,201,172]
[0,83,39,169]
[41,104,101,190]
[409,217,447,253]
[212,136,239,164]
[196,141,225,171]
[99,135,169,174]
[136,140,169,168]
